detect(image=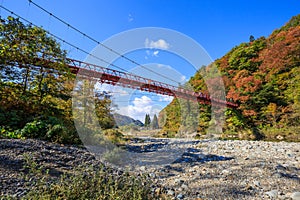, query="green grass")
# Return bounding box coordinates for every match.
[24,167,157,200]
[22,155,165,200]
